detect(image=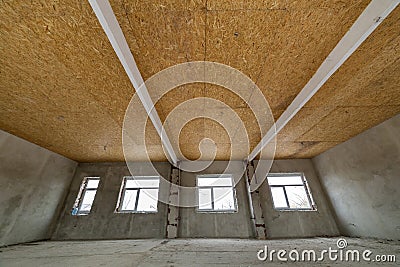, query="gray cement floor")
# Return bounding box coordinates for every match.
[0,237,398,266]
